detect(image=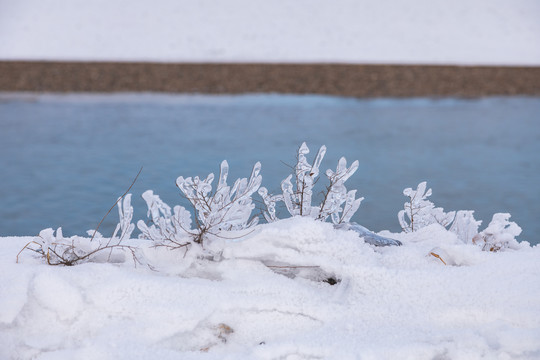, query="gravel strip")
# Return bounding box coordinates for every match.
[1,61,539,97]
